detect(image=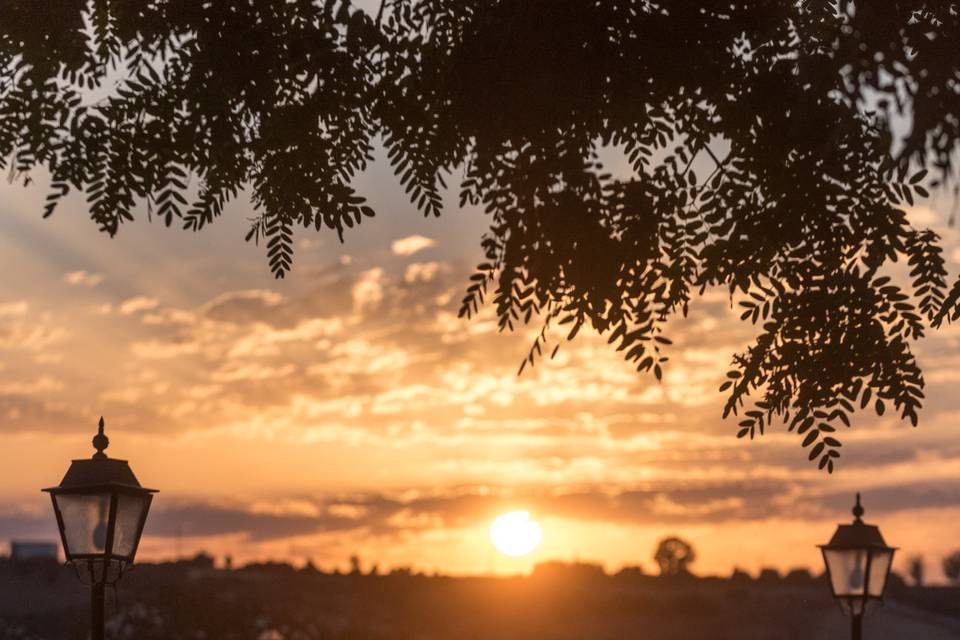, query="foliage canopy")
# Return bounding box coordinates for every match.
[2,1,960,470]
